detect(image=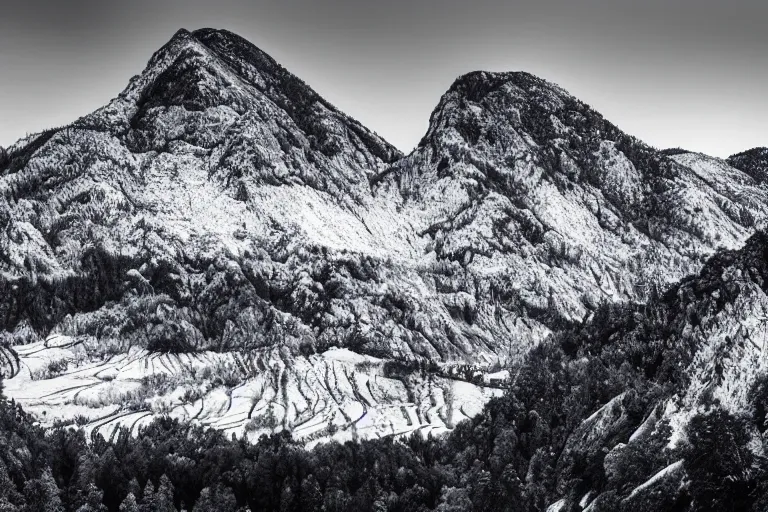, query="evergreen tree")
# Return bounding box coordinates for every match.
[0,461,21,506]
[127,479,142,503]
[686,409,756,511]
[299,474,322,511]
[436,487,472,512]
[0,463,19,512]
[193,486,237,512]
[23,469,63,512]
[155,474,176,512]
[119,493,140,512]
[139,480,156,512]
[74,483,107,512]
[192,488,214,512]
[279,484,295,512]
